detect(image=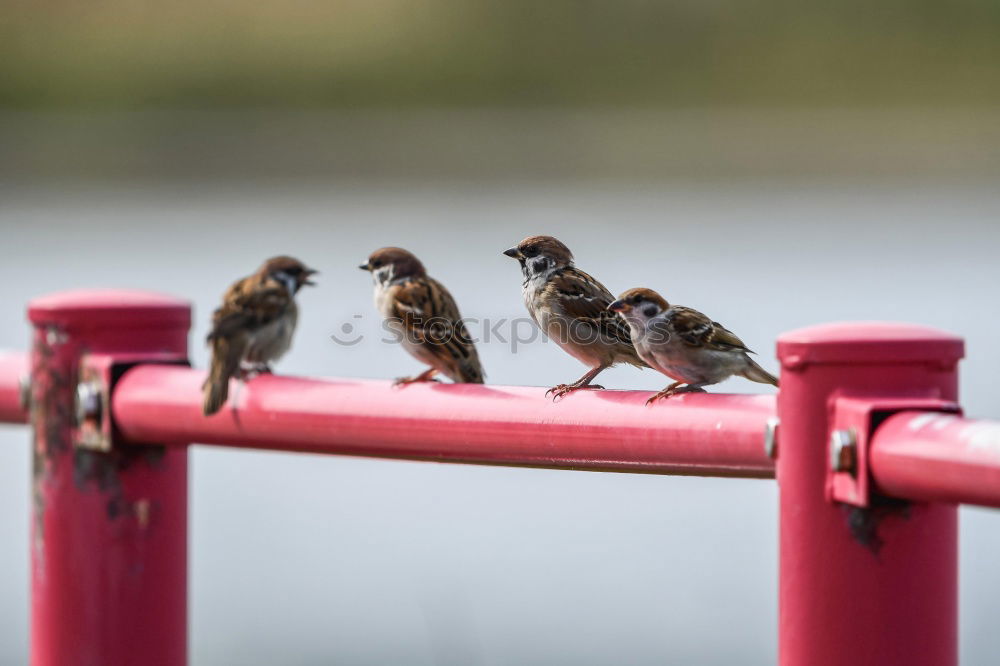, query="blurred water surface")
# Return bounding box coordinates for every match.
[0,182,997,665]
